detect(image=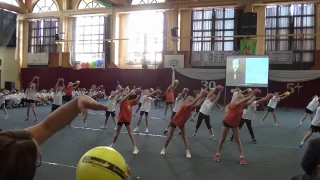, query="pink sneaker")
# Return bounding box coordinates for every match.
[240,157,246,165]
[214,154,220,162]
